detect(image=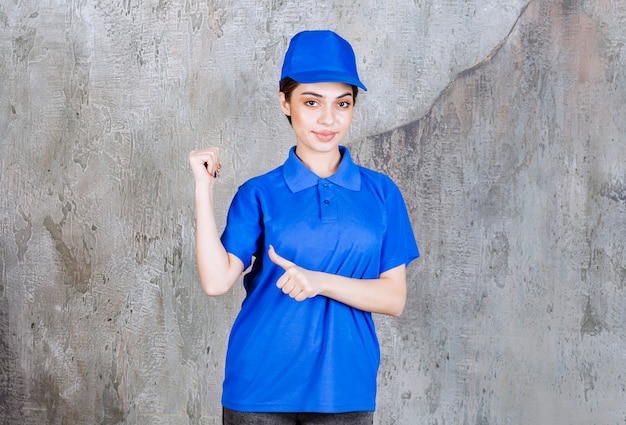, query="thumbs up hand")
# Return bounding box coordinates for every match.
[268,245,321,302]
